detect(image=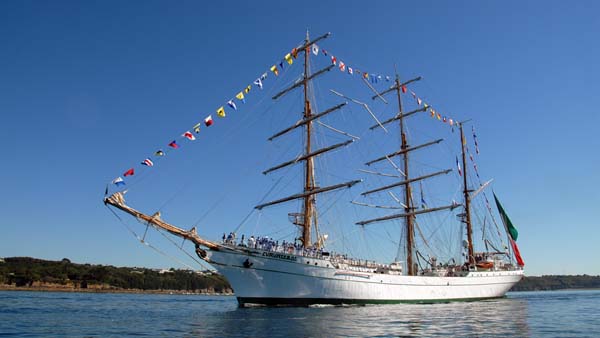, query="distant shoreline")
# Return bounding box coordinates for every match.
[0,257,233,295]
[0,284,234,296]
